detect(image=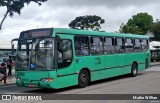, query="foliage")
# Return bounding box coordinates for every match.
[150,20,160,37]
[0,0,47,30]
[69,15,105,31]
[120,13,153,35]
